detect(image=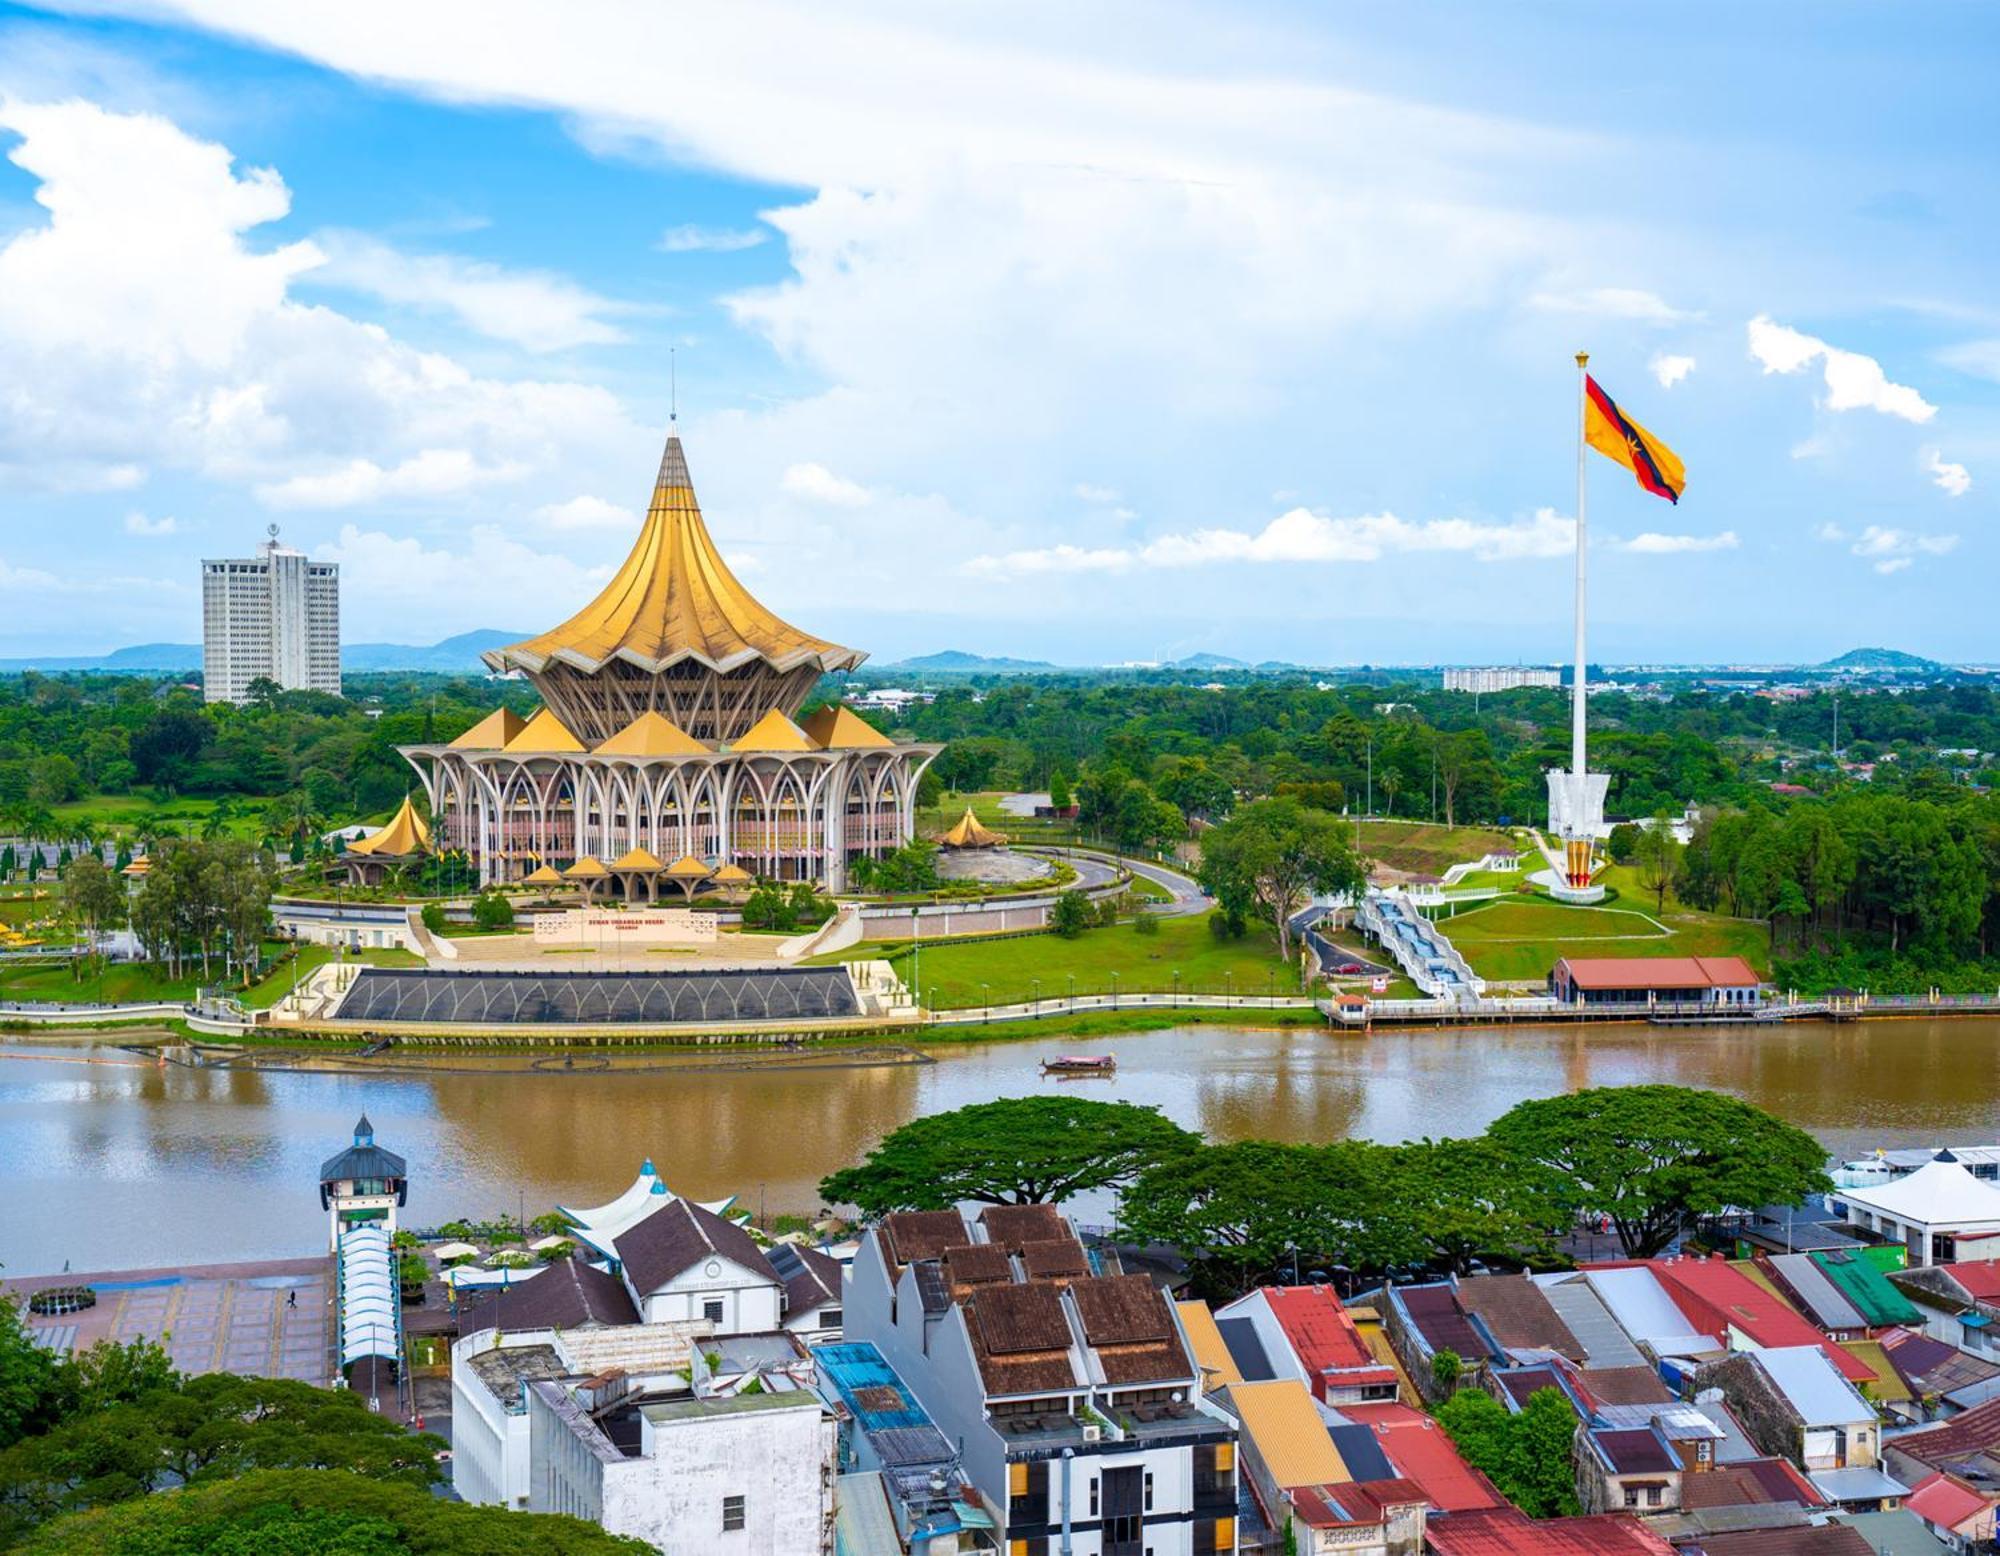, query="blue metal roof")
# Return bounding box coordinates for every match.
[815,1342,935,1434]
